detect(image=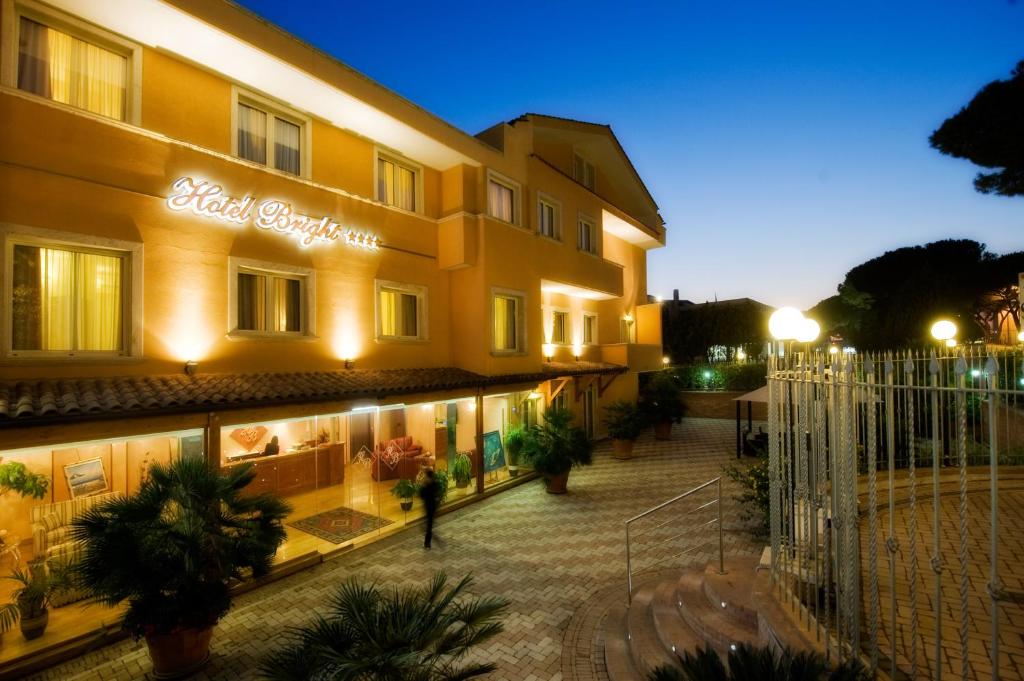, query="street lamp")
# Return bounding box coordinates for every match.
[930,319,957,343]
[768,307,804,340]
[795,318,820,344]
